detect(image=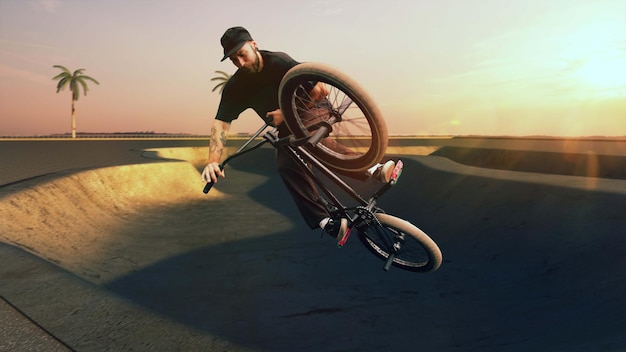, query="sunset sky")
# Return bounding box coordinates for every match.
[1,0,624,137]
